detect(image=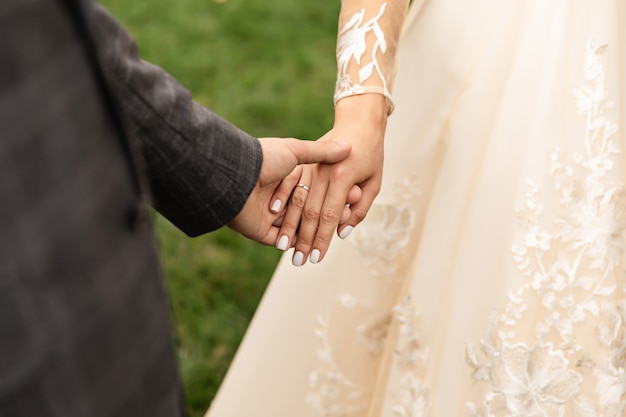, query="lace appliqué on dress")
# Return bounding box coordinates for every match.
[307,177,420,416]
[389,295,430,417]
[466,40,626,417]
[351,176,418,276]
[307,304,371,417]
[335,3,391,105]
